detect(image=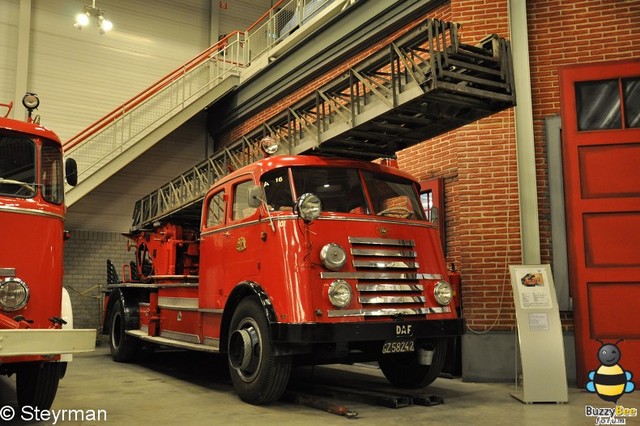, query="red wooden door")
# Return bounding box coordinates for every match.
[560,60,640,387]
